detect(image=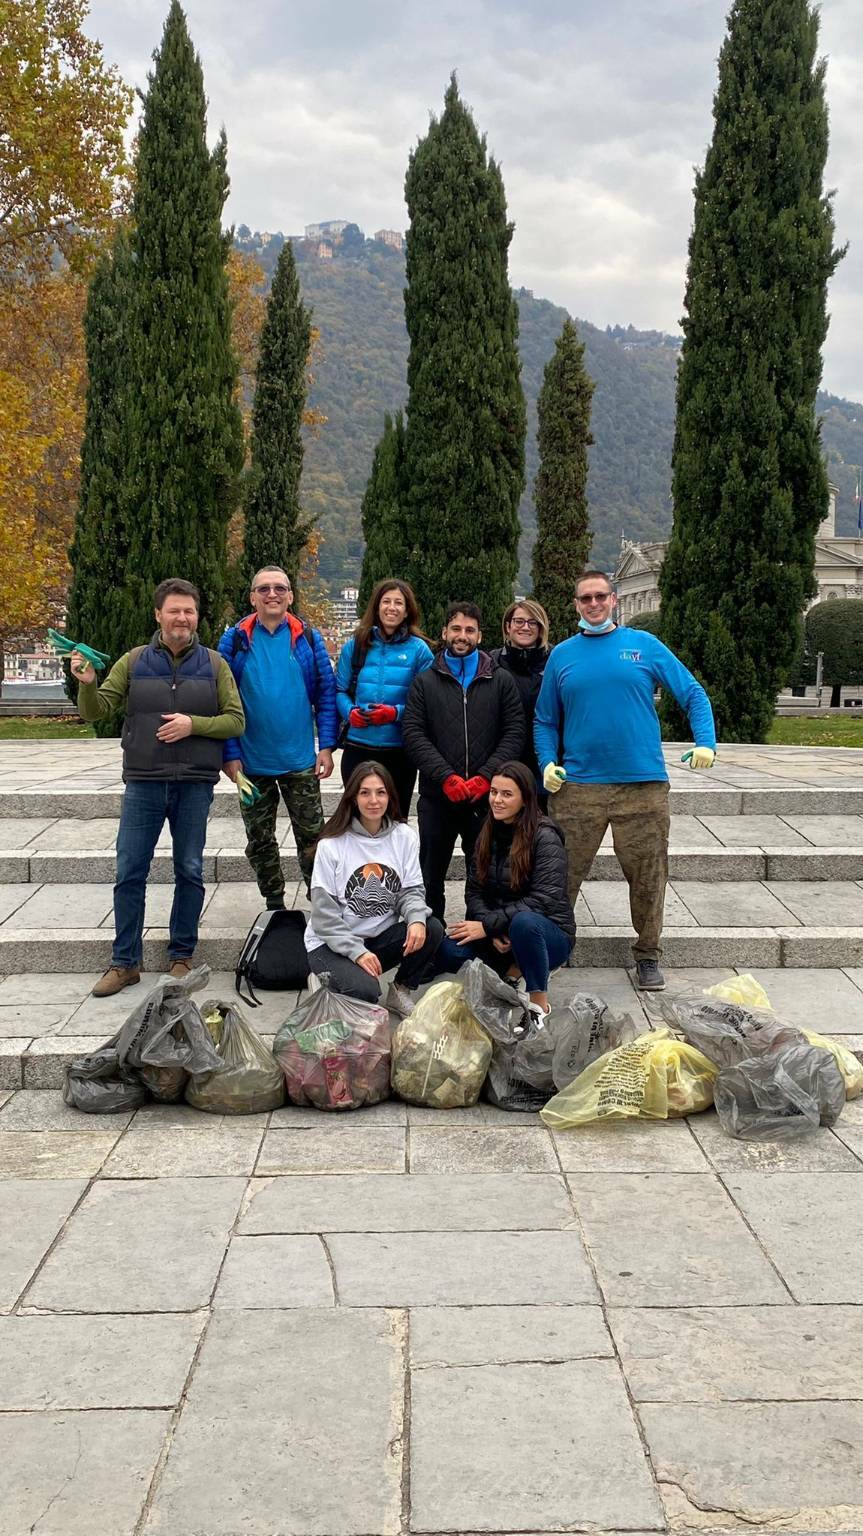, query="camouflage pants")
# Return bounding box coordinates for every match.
[550,780,670,960]
[240,766,324,898]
